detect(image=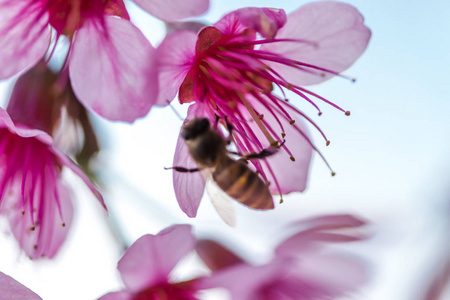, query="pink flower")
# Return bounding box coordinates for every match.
[99,225,205,300]
[133,0,209,22]
[157,2,371,217]
[197,214,369,300]
[0,107,104,259]
[0,272,42,299]
[0,0,159,122]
